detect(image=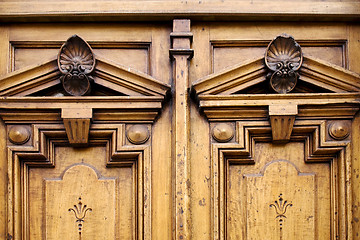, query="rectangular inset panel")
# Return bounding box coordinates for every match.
[245,161,315,240]
[212,41,346,73]
[226,142,331,239]
[12,42,150,73]
[45,164,116,239]
[28,145,135,240]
